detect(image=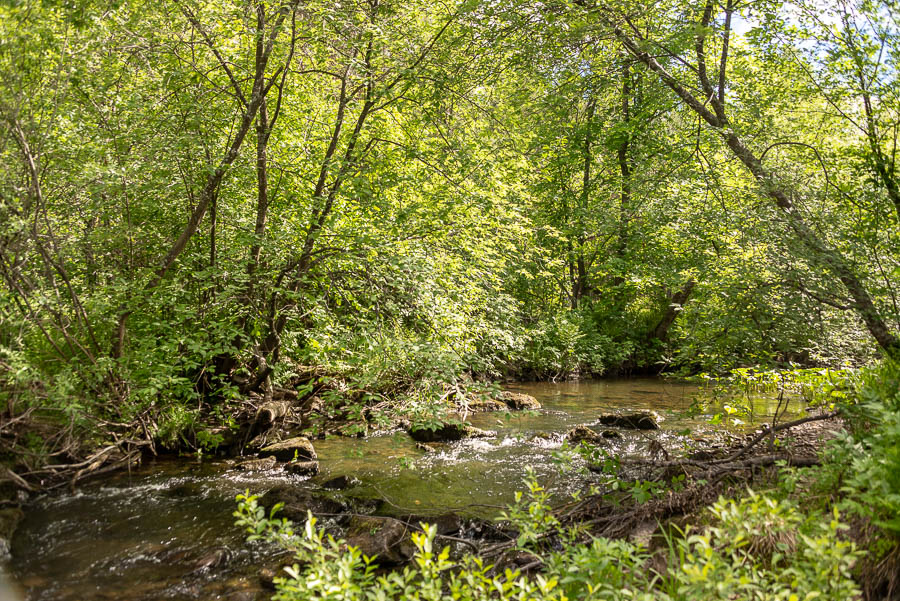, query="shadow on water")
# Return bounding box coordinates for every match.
[6,377,801,600]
